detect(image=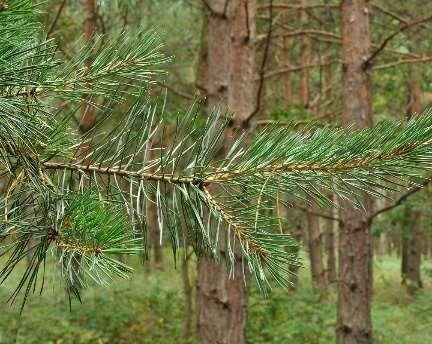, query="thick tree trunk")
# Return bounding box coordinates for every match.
[197,1,255,343]
[197,254,248,344]
[306,204,326,292]
[337,1,373,344]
